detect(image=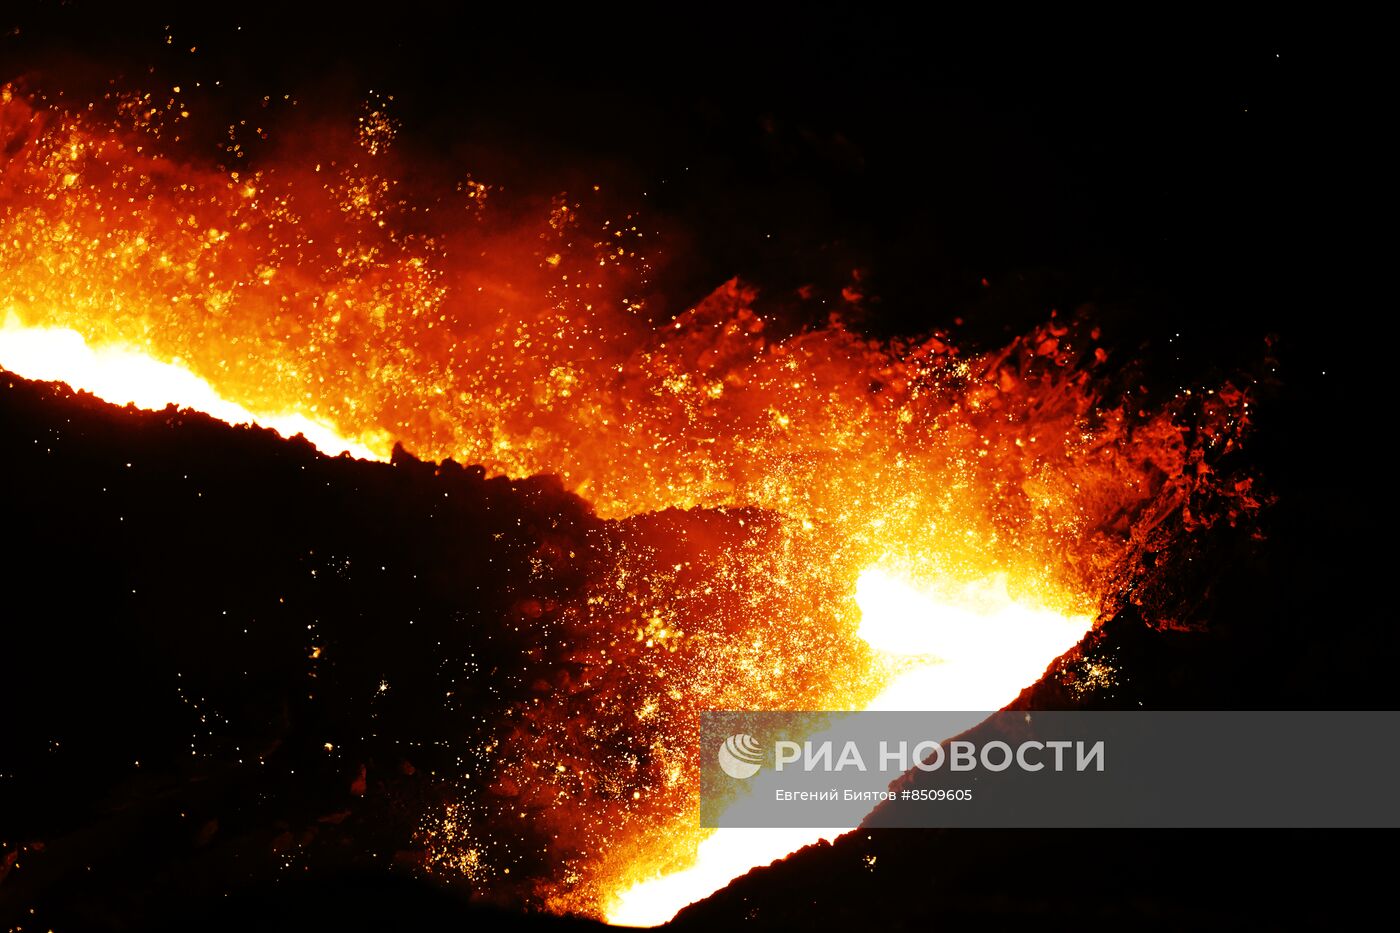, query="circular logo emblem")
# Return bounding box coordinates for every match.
[717,733,764,779]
